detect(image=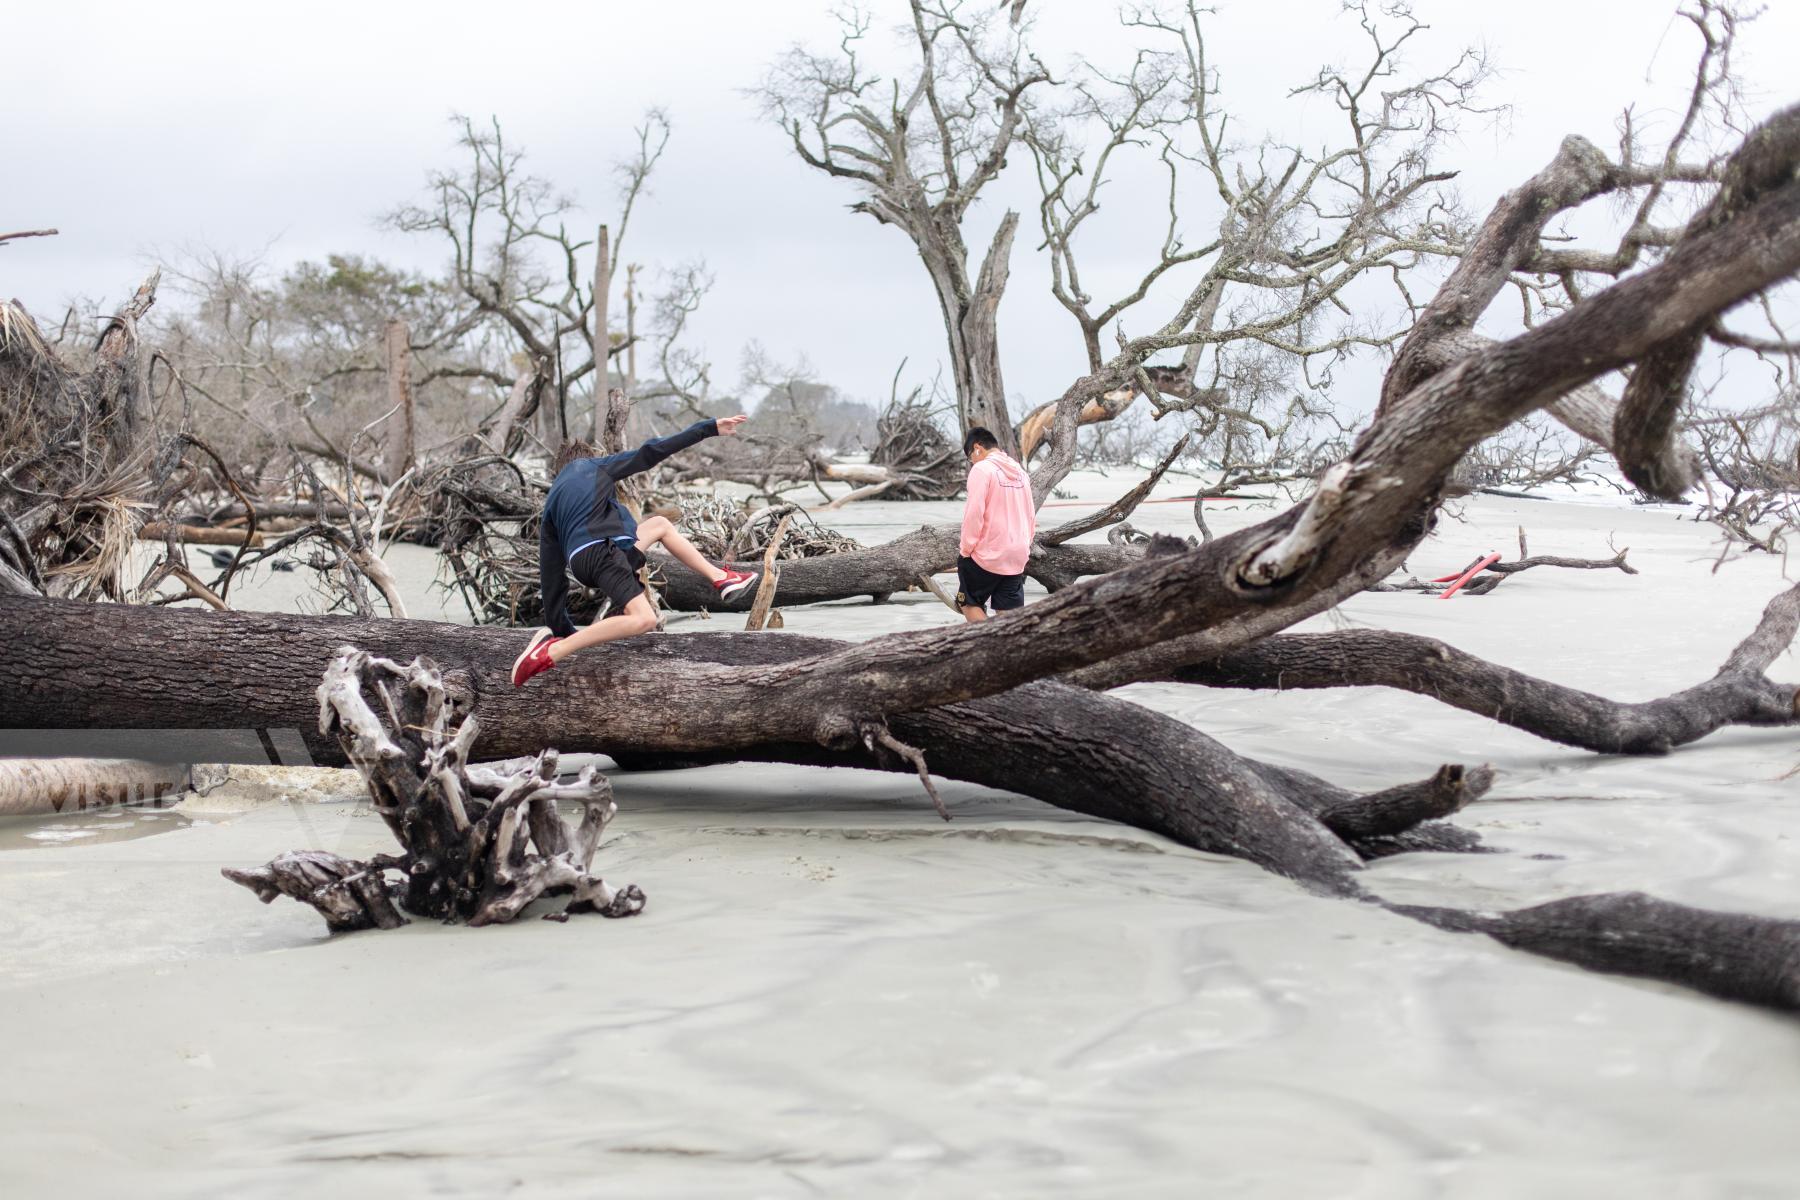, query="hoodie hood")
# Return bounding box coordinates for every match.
[982,450,1029,485]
